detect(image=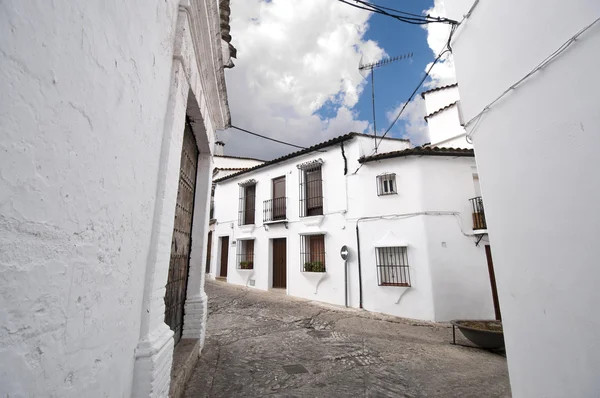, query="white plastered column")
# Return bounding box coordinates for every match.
[132,5,214,397]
